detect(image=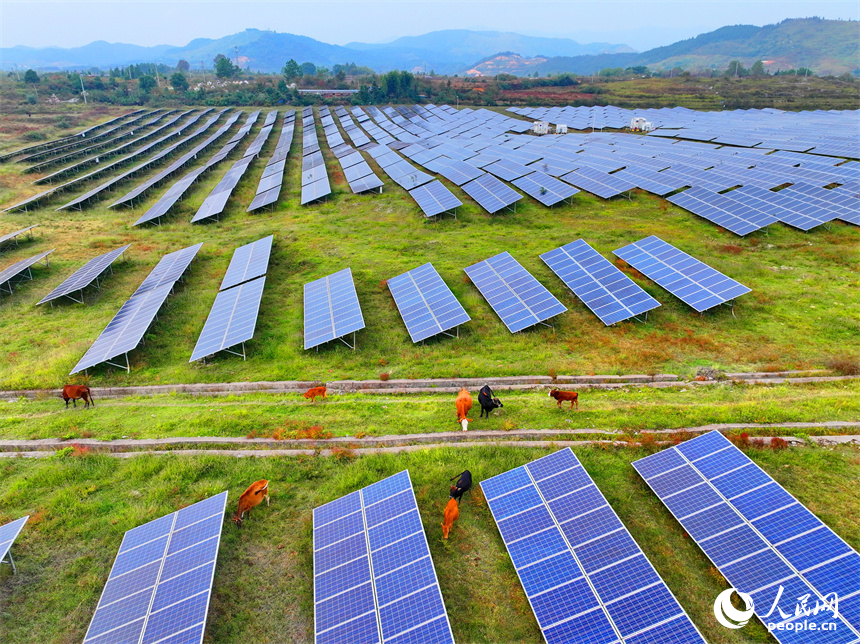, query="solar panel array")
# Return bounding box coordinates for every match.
[83,492,228,644]
[464,252,566,332]
[0,249,55,296]
[408,180,462,218]
[541,240,660,325]
[366,145,434,191]
[512,171,579,207]
[0,515,29,573]
[633,431,860,643]
[72,243,202,373]
[248,111,296,211]
[613,236,751,313]
[482,448,706,644]
[304,268,365,349]
[667,187,780,236]
[301,109,332,205]
[461,173,523,214]
[313,470,455,644]
[220,235,273,290]
[387,263,471,342]
[37,244,130,305]
[0,224,37,251]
